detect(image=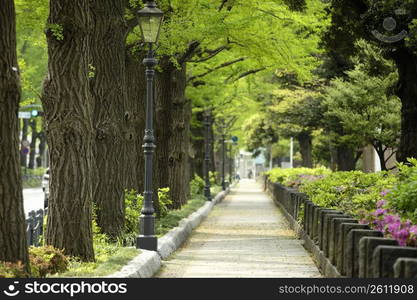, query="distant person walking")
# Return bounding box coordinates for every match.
[248,169,253,179]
